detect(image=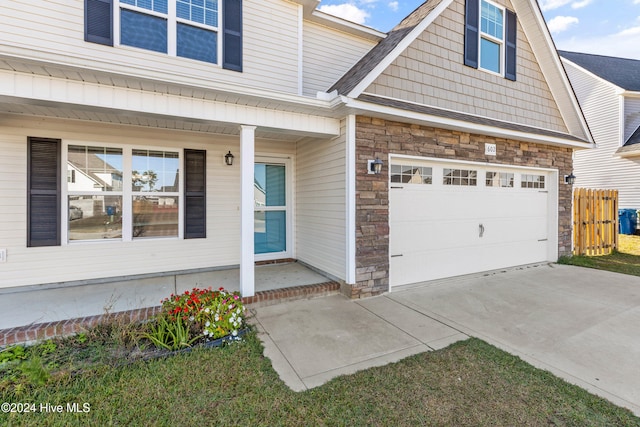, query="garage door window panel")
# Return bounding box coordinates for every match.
[486,172,514,188]
[521,174,545,189]
[391,165,432,184]
[443,168,477,186]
